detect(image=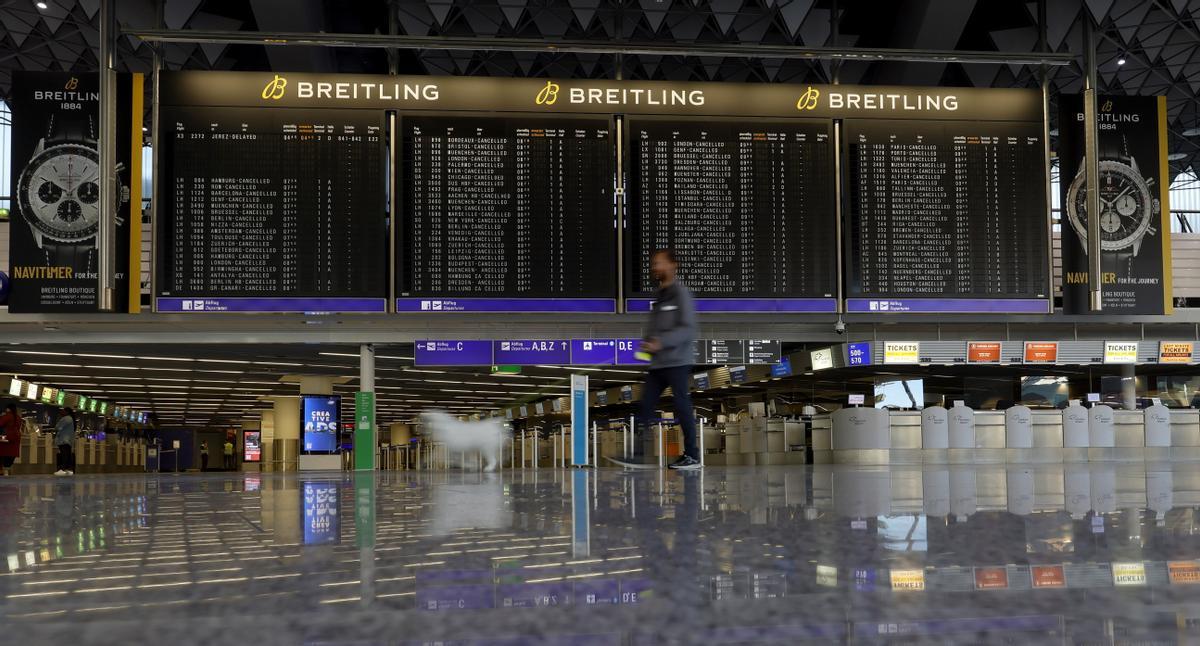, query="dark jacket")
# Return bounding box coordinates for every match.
[643,281,698,369]
[0,411,21,458]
